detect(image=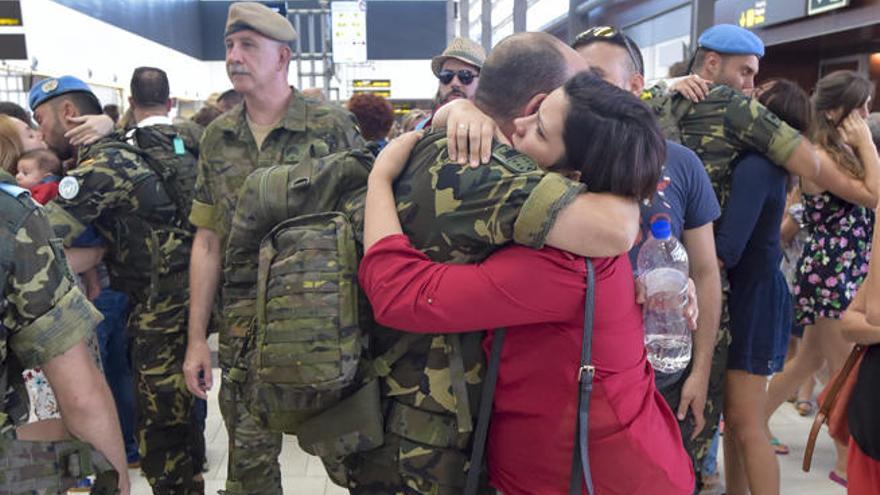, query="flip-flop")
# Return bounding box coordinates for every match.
[770,436,790,455]
[795,400,815,416]
[829,470,848,487]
